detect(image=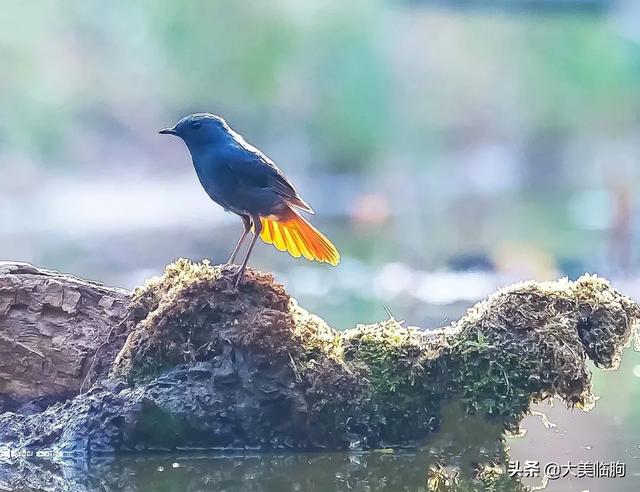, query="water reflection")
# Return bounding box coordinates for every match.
[1,451,437,492]
[0,402,519,491]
